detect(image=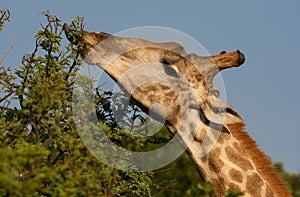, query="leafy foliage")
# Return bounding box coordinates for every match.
[274,162,300,197]
[0,10,10,32]
[0,11,156,197]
